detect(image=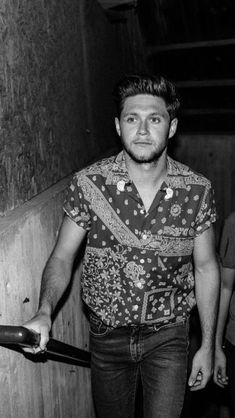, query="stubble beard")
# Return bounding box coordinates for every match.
[122,139,167,165]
